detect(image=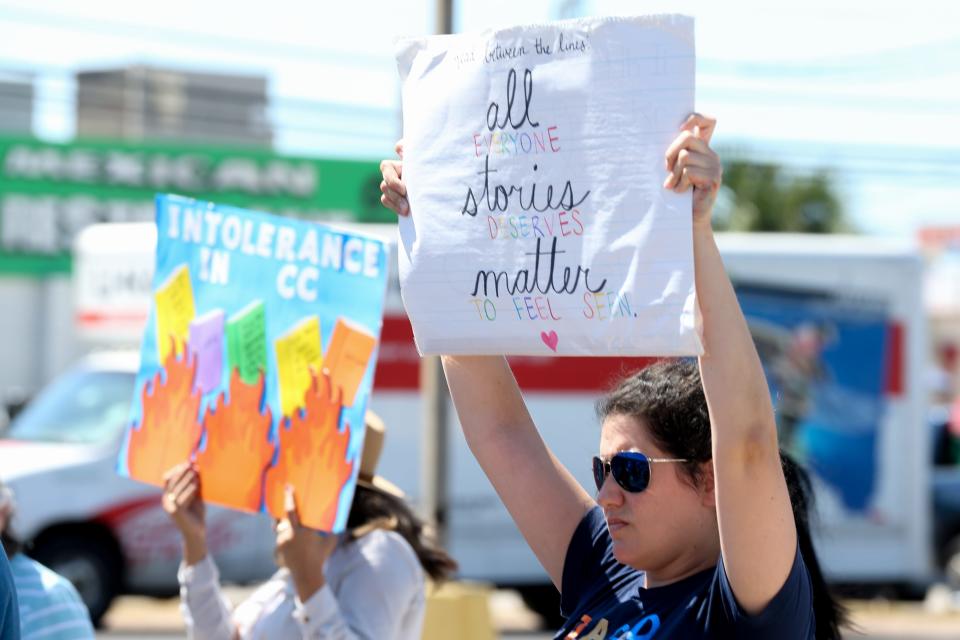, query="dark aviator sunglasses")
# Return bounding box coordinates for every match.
[592,451,688,493]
